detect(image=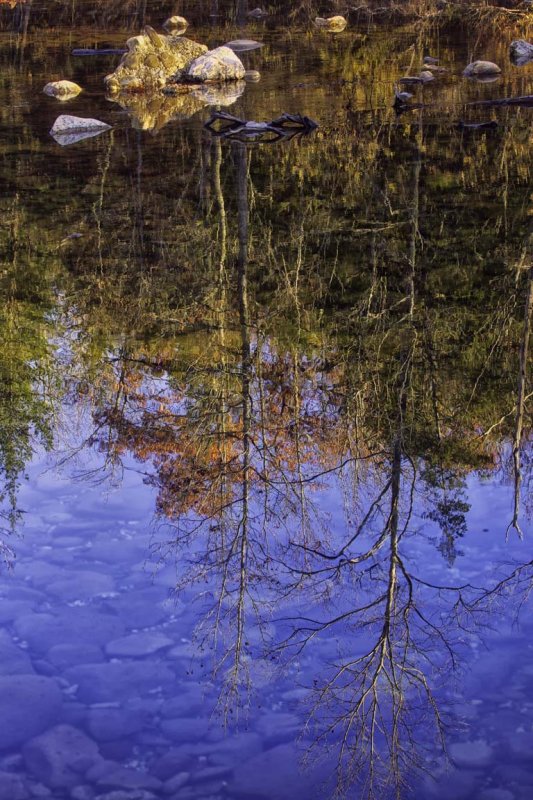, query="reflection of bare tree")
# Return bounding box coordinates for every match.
[507,264,532,539]
[58,111,533,800]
